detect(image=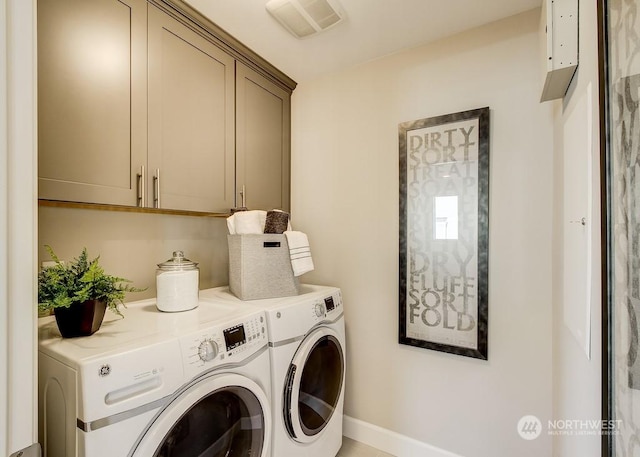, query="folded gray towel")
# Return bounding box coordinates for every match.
[264,210,290,234]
